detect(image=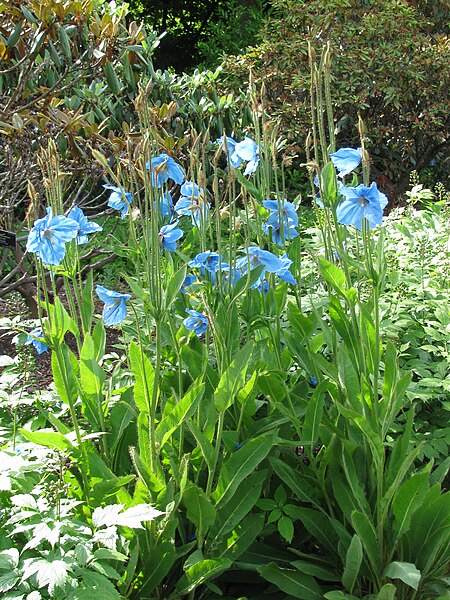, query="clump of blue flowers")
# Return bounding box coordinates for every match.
[96,286,131,326]
[26,207,79,266]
